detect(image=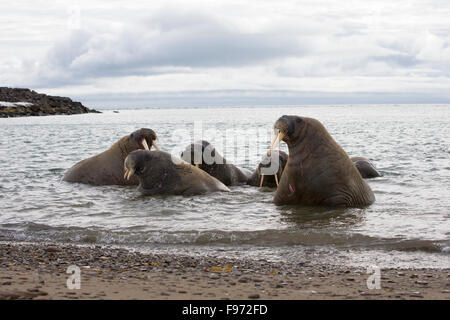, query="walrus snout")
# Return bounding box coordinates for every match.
[269,116,304,155]
[130,128,160,152]
[270,116,292,155]
[124,150,151,180]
